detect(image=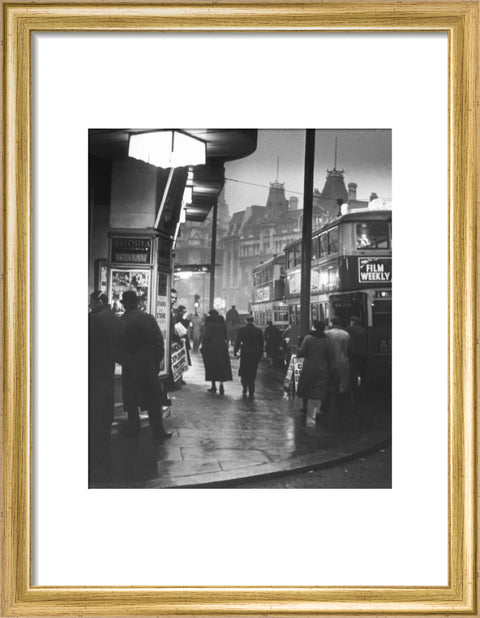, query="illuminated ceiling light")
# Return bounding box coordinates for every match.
[128,131,206,168]
[182,187,193,204]
[179,205,187,224]
[193,185,217,195]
